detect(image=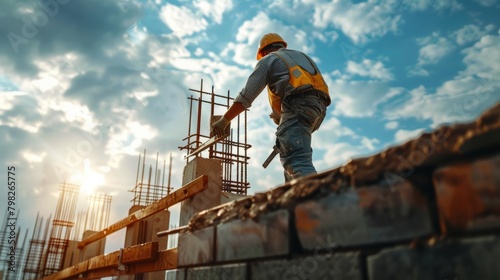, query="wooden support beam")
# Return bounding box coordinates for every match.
[86,248,177,279]
[126,248,177,275]
[40,244,177,280]
[78,175,208,248]
[41,260,89,280]
[88,251,120,270]
[121,242,158,264]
